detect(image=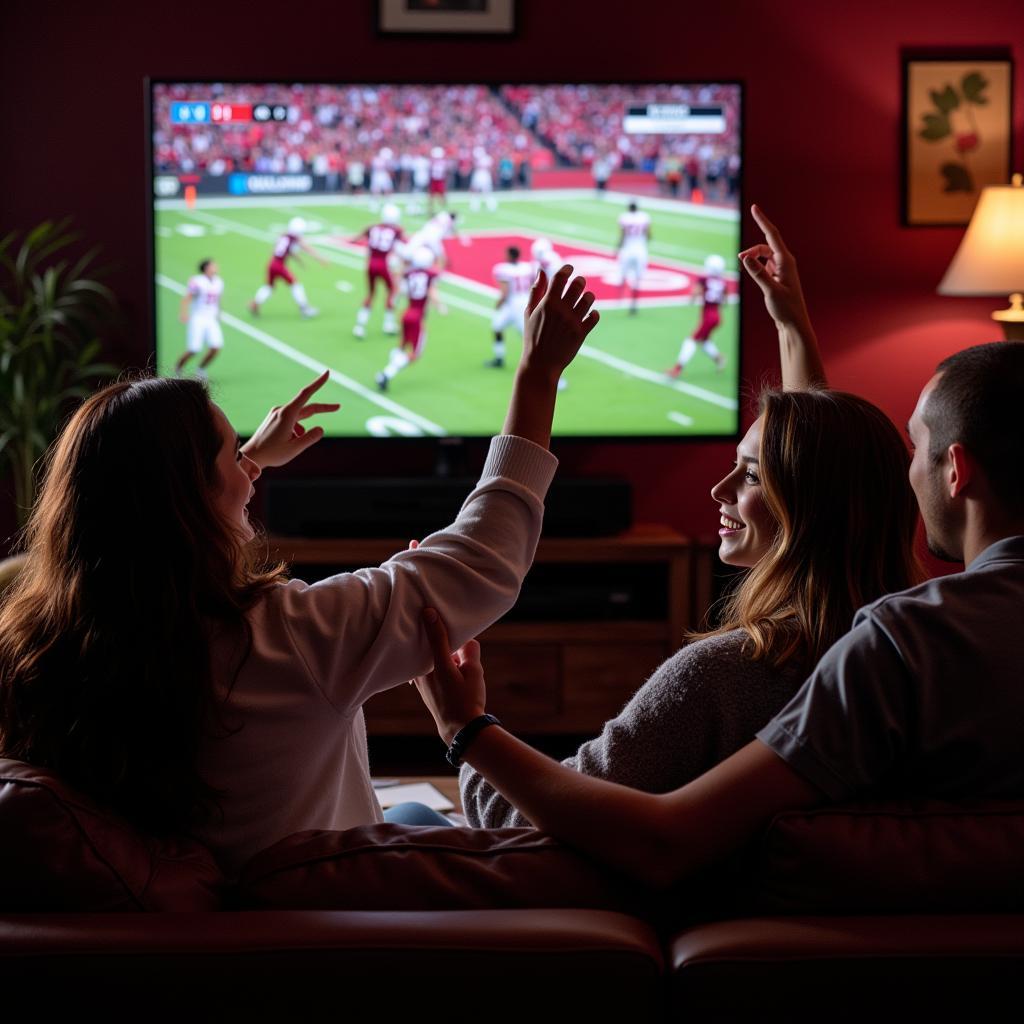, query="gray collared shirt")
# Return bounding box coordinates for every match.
[758,536,1024,801]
